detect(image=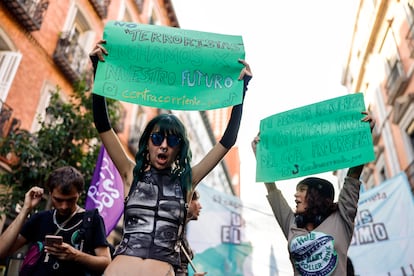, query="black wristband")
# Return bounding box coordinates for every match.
[347,165,364,179]
[90,54,111,133]
[219,75,251,149]
[219,104,242,149]
[90,55,99,76]
[243,74,252,97]
[92,94,112,133]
